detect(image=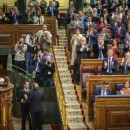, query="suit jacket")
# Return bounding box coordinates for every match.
[69,20,84,31]
[10,12,22,24]
[66,12,75,24]
[47,6,59,19]
[28,89,44,112]
[110,22,117,30]
[111,27,126,44]
[17,88,31,109]
[119,60,130,74]
[86,30,98,45]
[91,87,113,103]
[102,57,118,75]
[84,22,95,32]
[93,42,108,59]
[75,44,90,65]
